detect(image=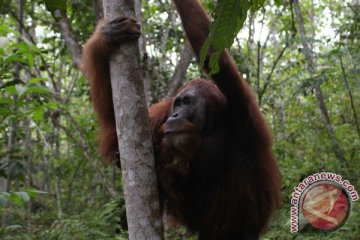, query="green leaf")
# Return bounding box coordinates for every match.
[9,192,29,206]
[23,86,51,95]
[0,97,13,104]
[9,42,30,52]
[0,25,12,36]
[44,0,67,19]
[209,52,221,74]
[0,107,9,116]
[15,192,30,202]
[44,101,59,109]
[250,0,266,12]
[5,55,26,64]
[6,42,38,67]
[200,0,266,74]
[274,0,284,7]
[28,189,48,198]
[28,77,45,84]
[26,52,34,67]
[33,107,45,122]
[4,85,17,94]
